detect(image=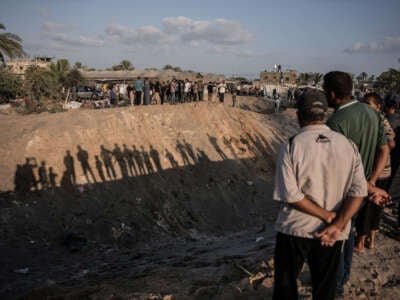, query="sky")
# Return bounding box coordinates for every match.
[1,0,399,78]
